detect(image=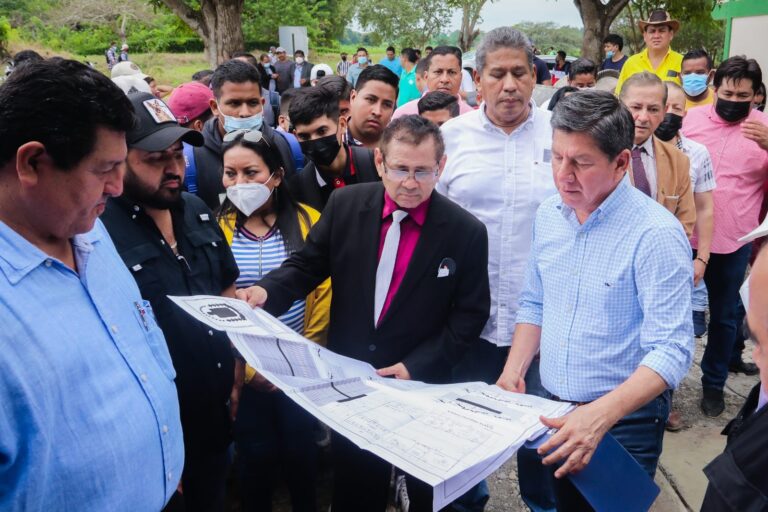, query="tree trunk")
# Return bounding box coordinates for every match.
[158,0,244,68]
[573,0,629,62]
[456,0,487,52]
